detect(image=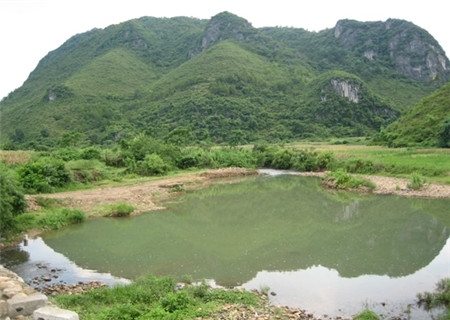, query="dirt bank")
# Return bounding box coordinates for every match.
[26,168,449,216]
[26,168,259,215]
[297,171,450,198]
